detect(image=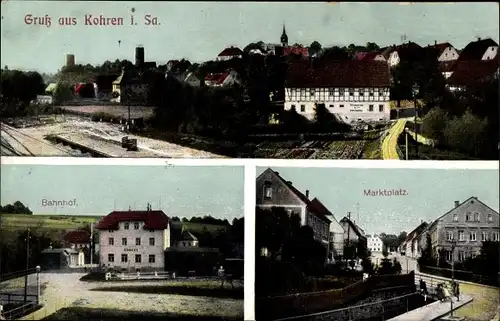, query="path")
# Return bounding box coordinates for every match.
[381,119,407,160]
